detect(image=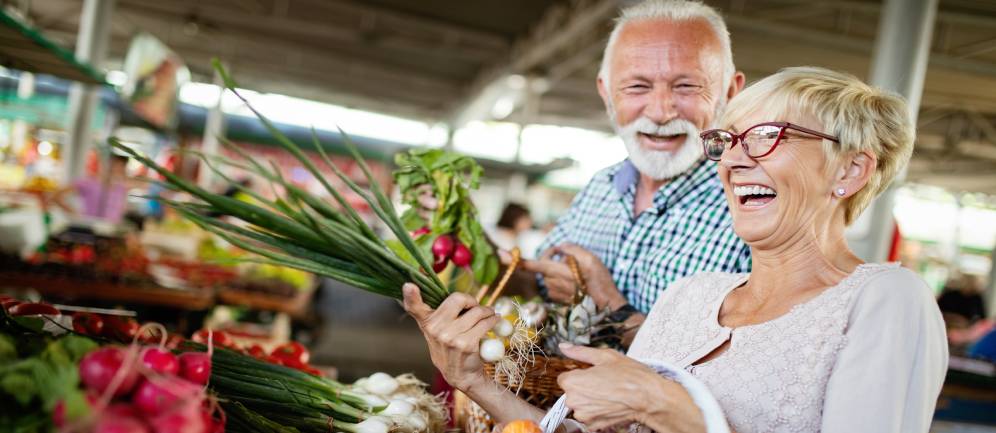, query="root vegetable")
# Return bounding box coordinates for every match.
[493,318,514,338]
[451,242,472,268]
[431,235,455,261]
[479,338,505,363]
[80,347,139,397]
[178,352,212,385]
[141,347,180,375]
[363,372,399,396]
